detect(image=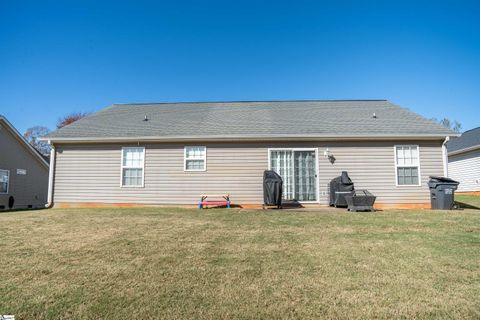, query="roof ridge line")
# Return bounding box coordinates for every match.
[111,99,389,106]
